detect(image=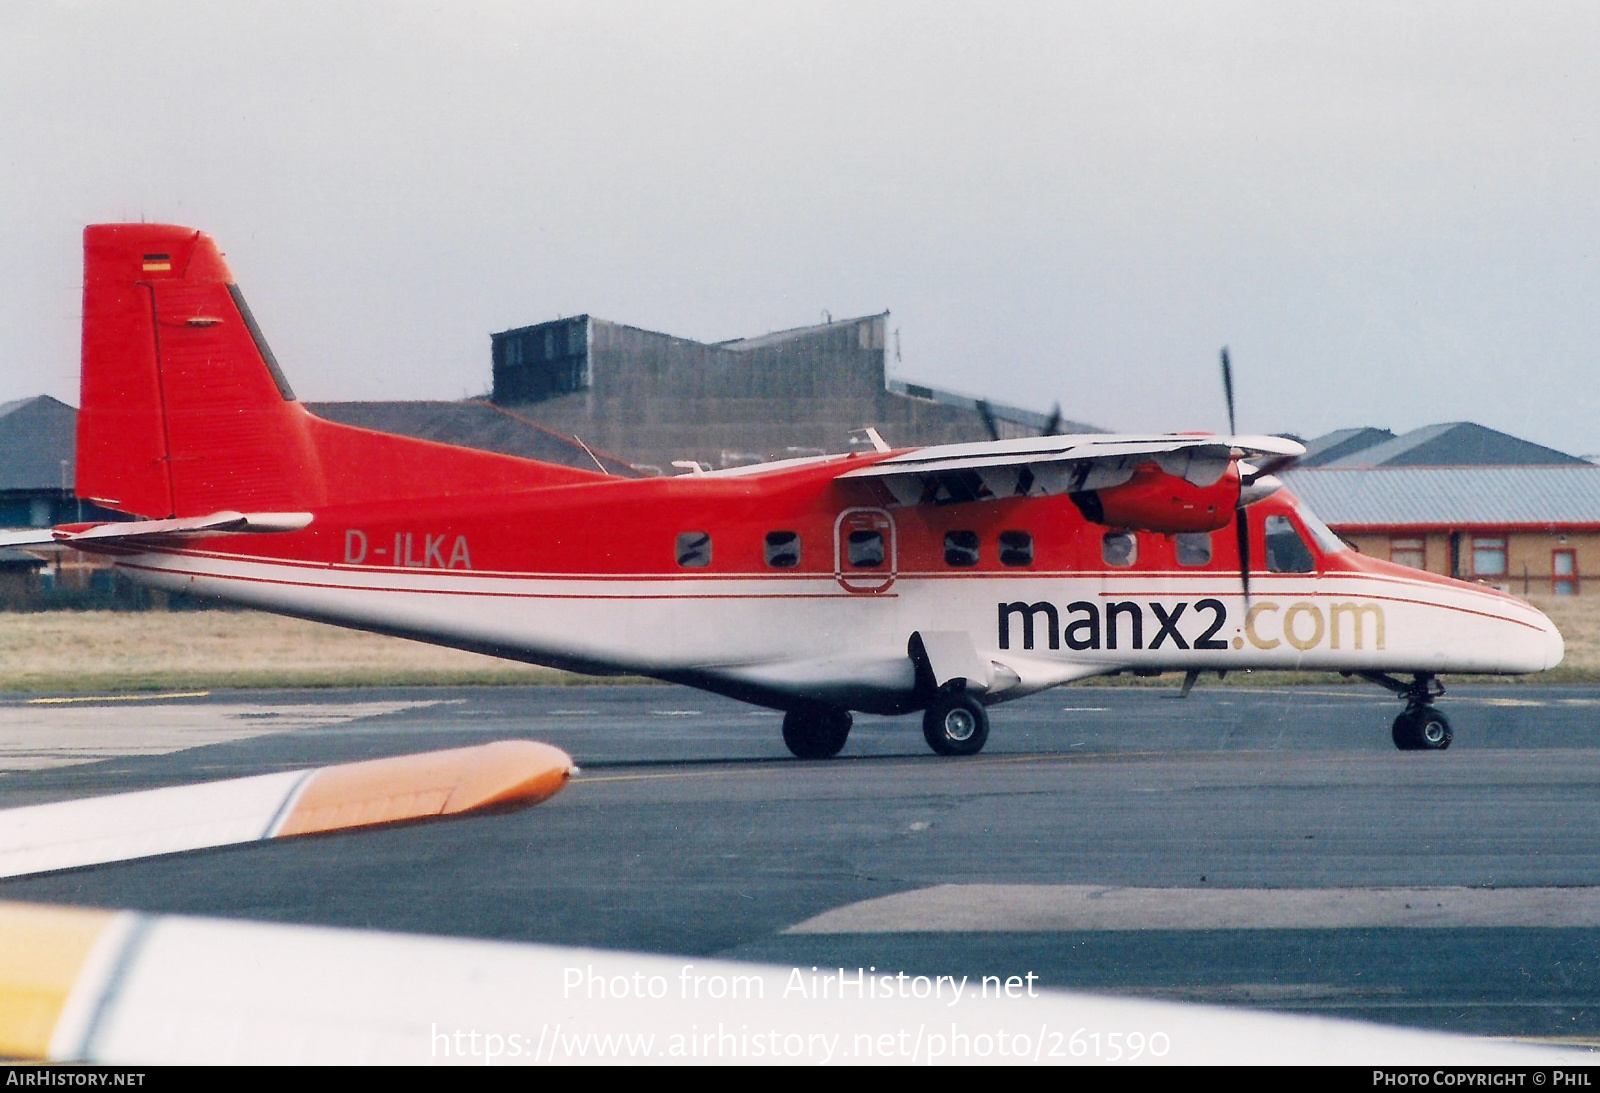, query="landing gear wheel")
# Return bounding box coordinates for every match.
[782,704,852,759]
[1392,706,1452,751]
[1415,708,1452,750]
[922,692,990,757]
